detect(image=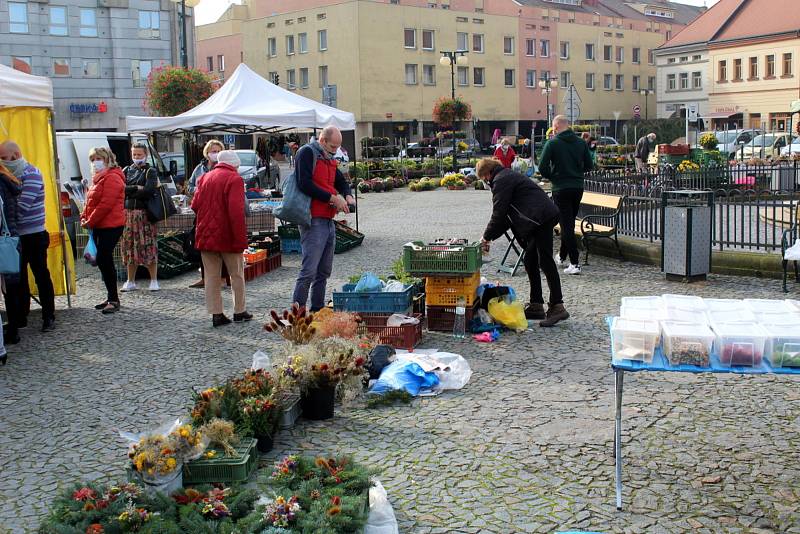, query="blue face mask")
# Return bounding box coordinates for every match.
[3,157,27,177]
[133,158,146,166]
